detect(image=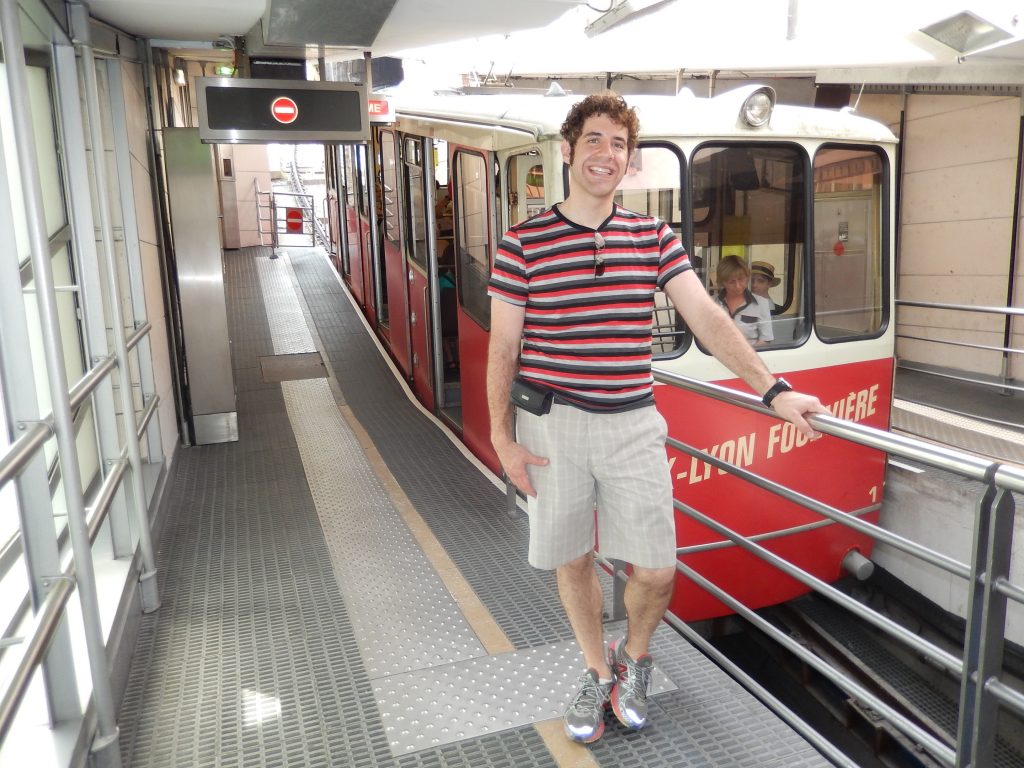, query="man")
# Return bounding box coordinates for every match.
[486,91,826,744]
